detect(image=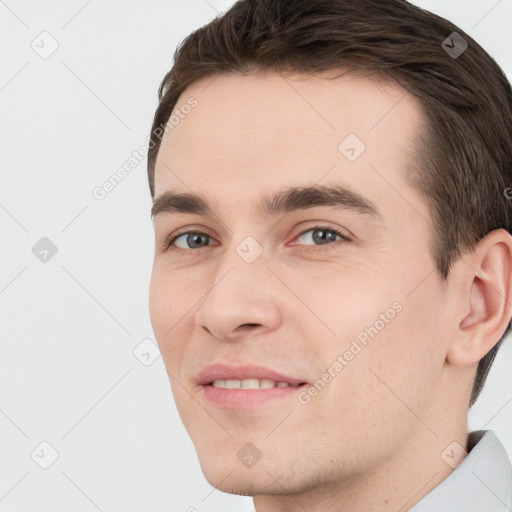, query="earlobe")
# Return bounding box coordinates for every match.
[447,229,512,366]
